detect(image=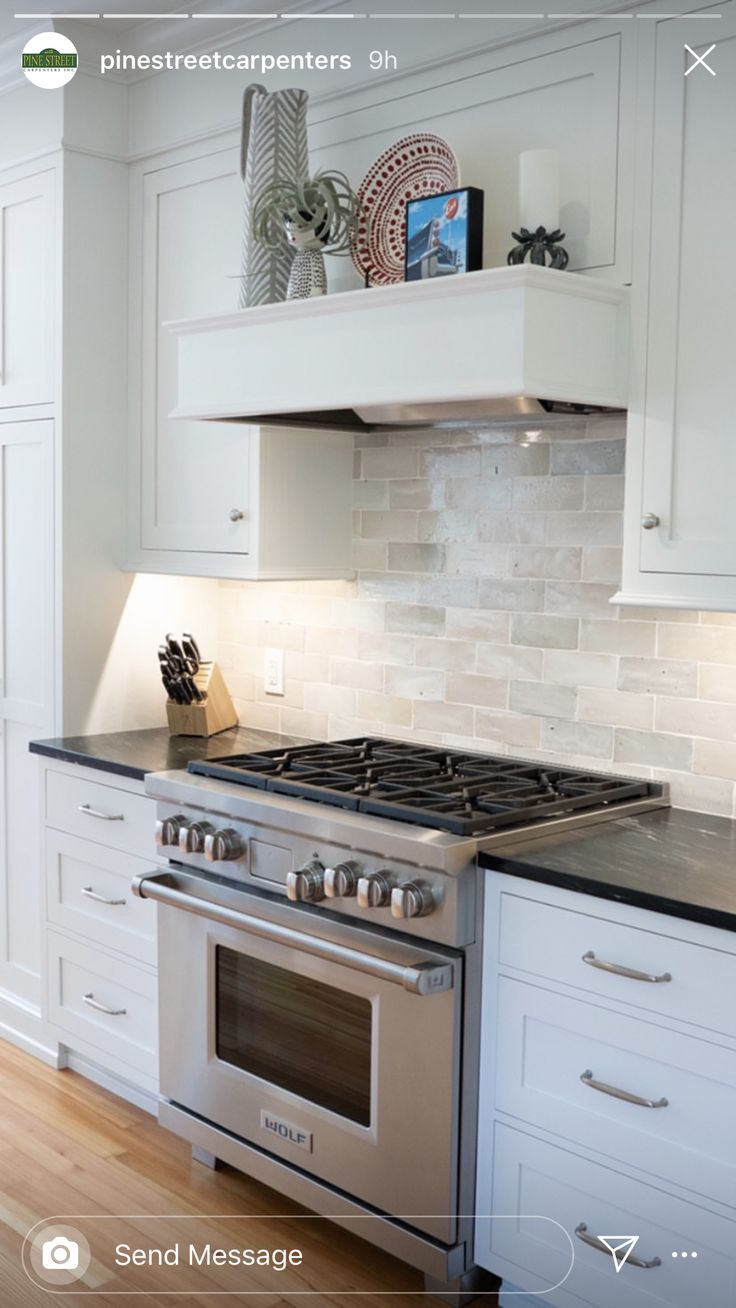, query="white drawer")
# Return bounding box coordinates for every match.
[45,767,153,858]
[480,1124,736,1308]
[46,830,157,966]
[46,930,157,1077]
[498,890,736,1038]
[494,977,736,1209]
